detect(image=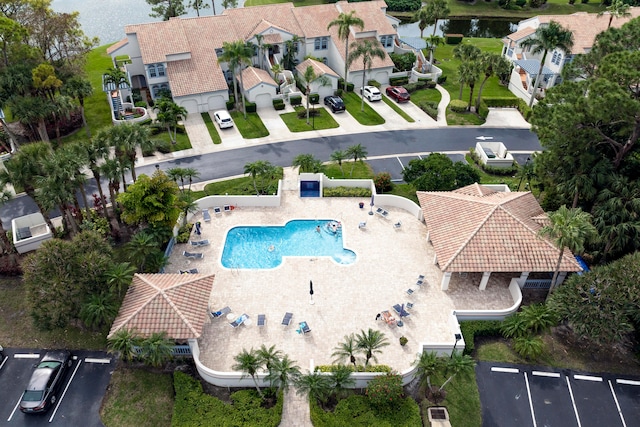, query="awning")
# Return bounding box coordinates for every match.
[400,37,427,50]
[514,59,554,77]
